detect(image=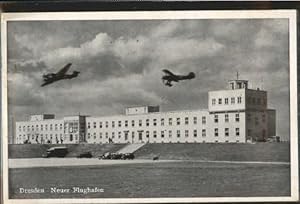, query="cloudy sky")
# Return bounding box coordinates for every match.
[7,19,290,140]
